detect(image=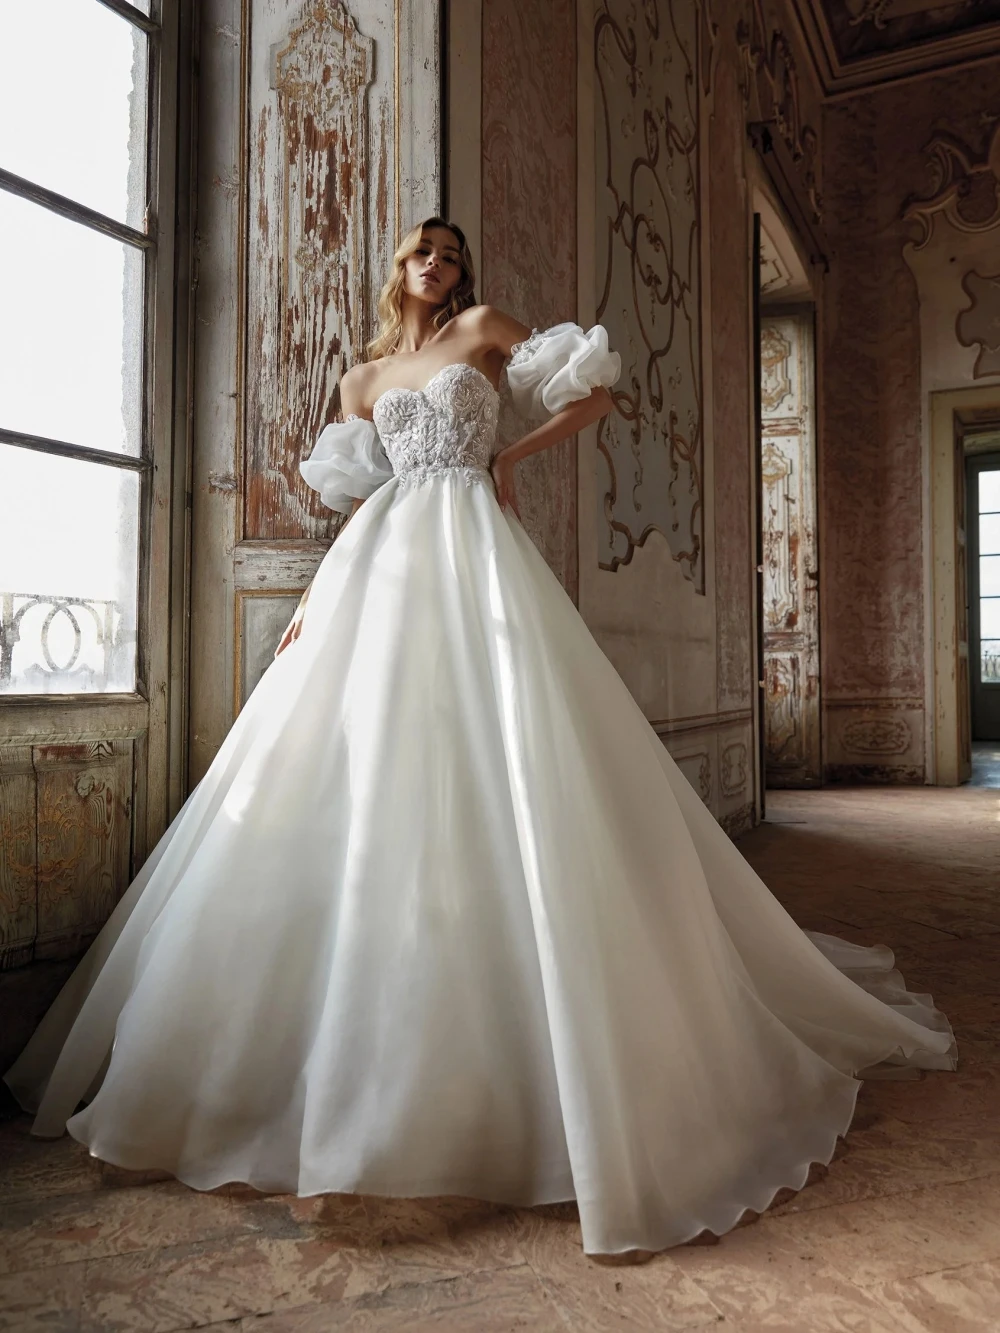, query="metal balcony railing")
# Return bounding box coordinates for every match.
[0,592,120,692]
